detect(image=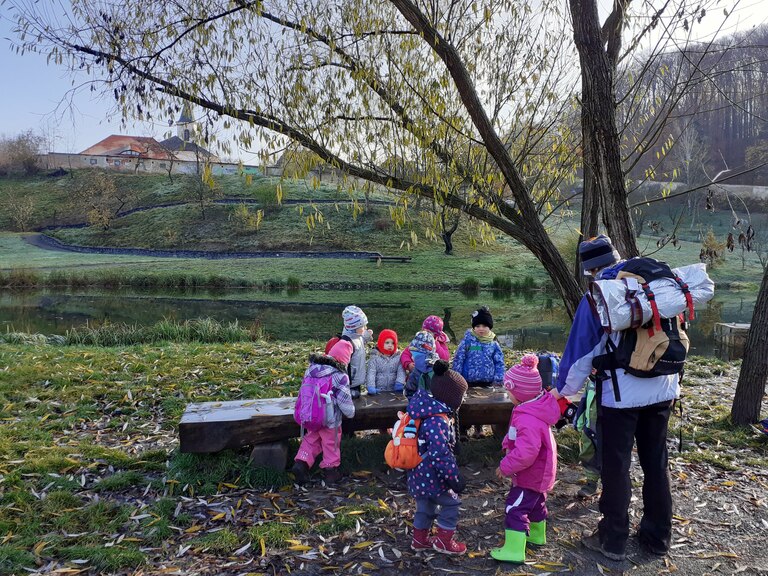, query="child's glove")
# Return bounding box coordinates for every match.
[393,381,404,393]
[366,384,378,395]
[555,397,578,430]
[447,473,466,494]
